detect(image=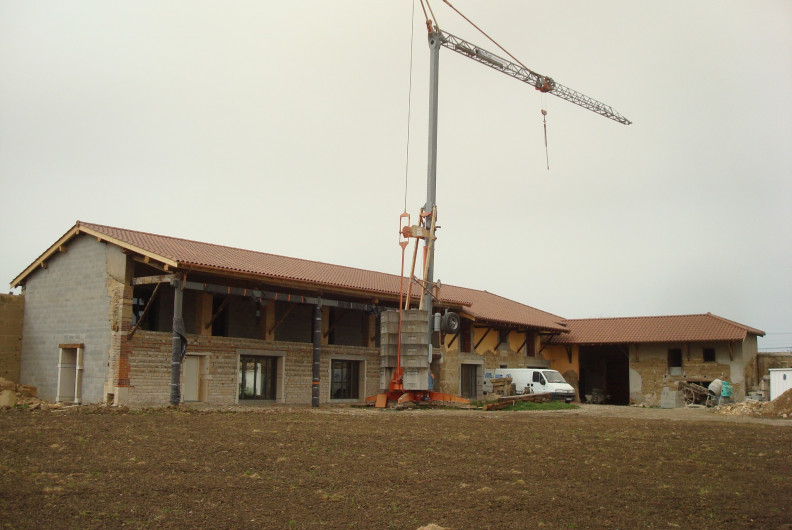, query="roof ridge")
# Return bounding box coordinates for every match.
[563,313,711,323]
